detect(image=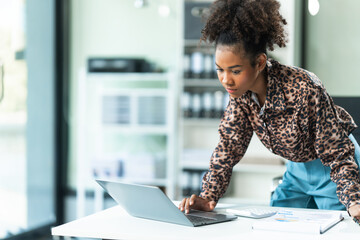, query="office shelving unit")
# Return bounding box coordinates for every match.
[76,70,178,217]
